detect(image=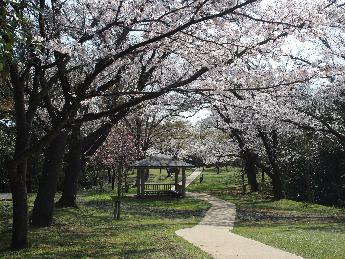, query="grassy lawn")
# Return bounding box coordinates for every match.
[189,167,345,259]
[0,191,211,258]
